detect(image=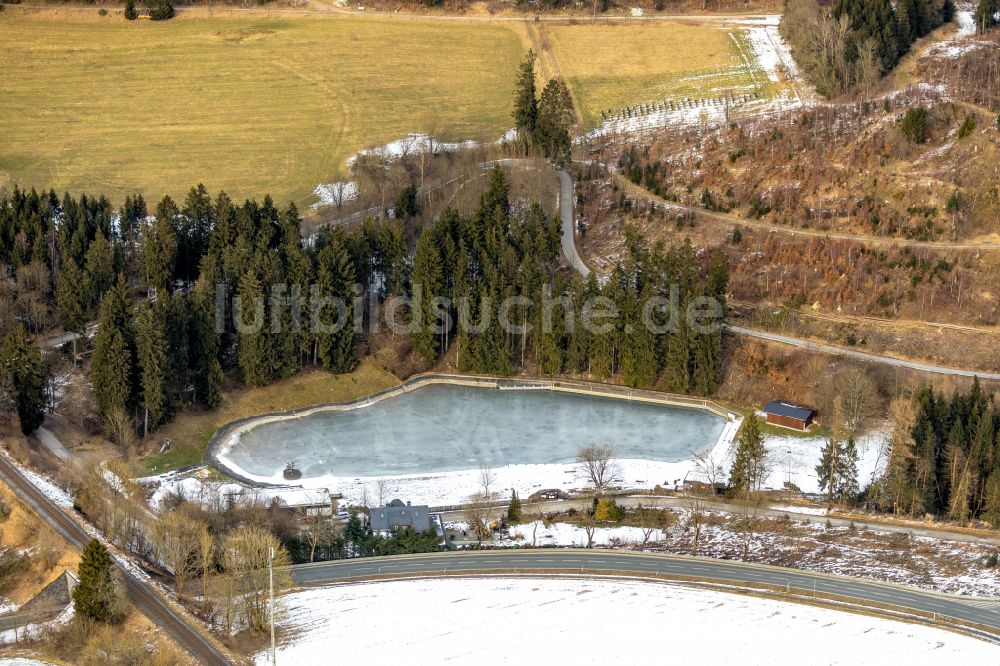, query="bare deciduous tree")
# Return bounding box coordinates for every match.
[302,494,341,563]
[735,492,765,560]
[220,525,292,634]
[635,504,669,546]
[833,368,880,435]
[464,465,499,545]
[103,405,135,456]
[152,510,204,596]
[576,443,622,493]
[375,478,389,508]
[685,449,726,550]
